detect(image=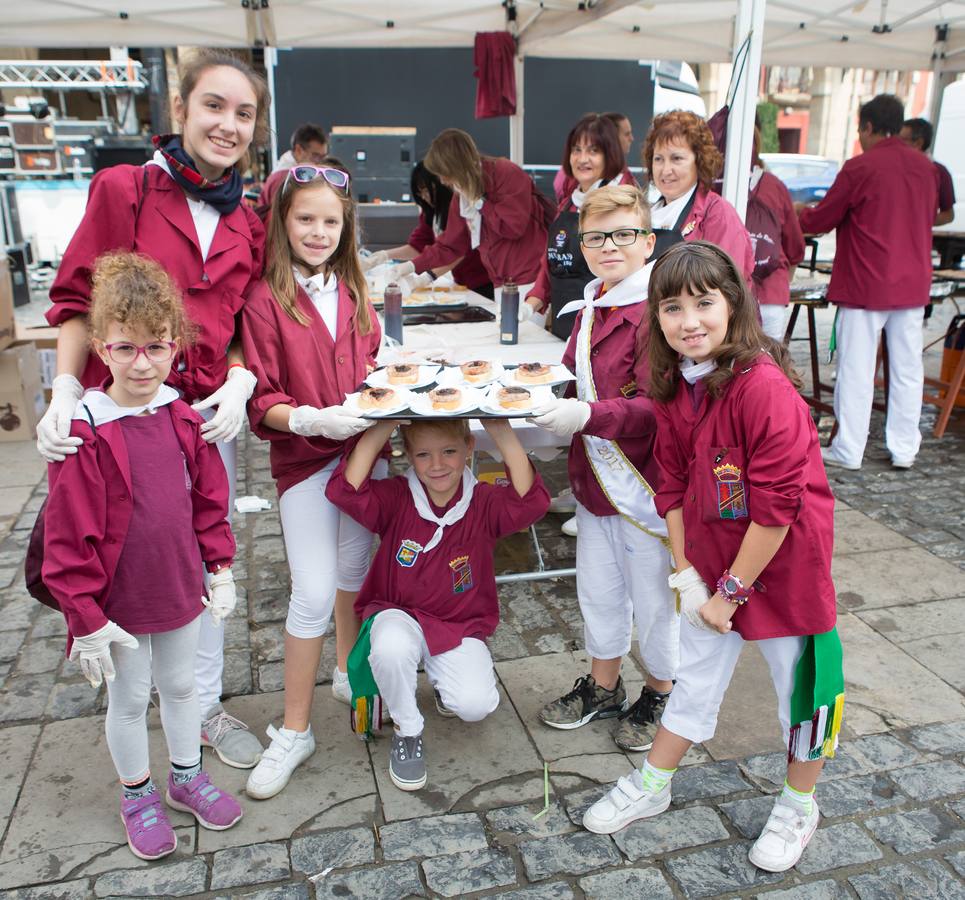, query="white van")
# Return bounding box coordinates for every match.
[933,78,964,234]
[652,62,707,118]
